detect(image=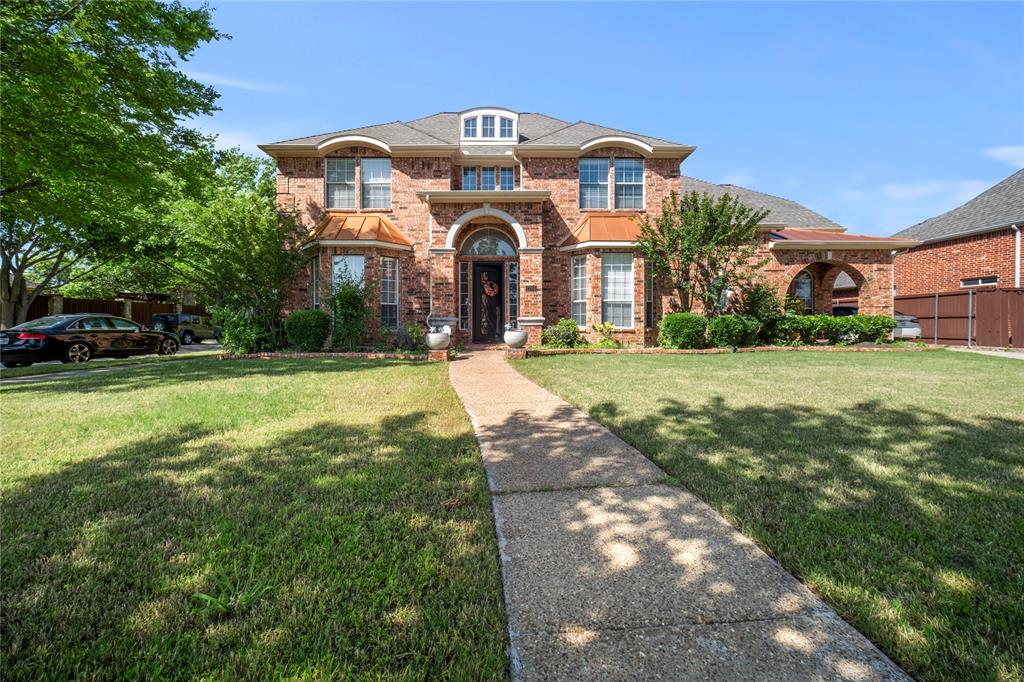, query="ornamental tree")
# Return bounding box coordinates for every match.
[636,191,769,316]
